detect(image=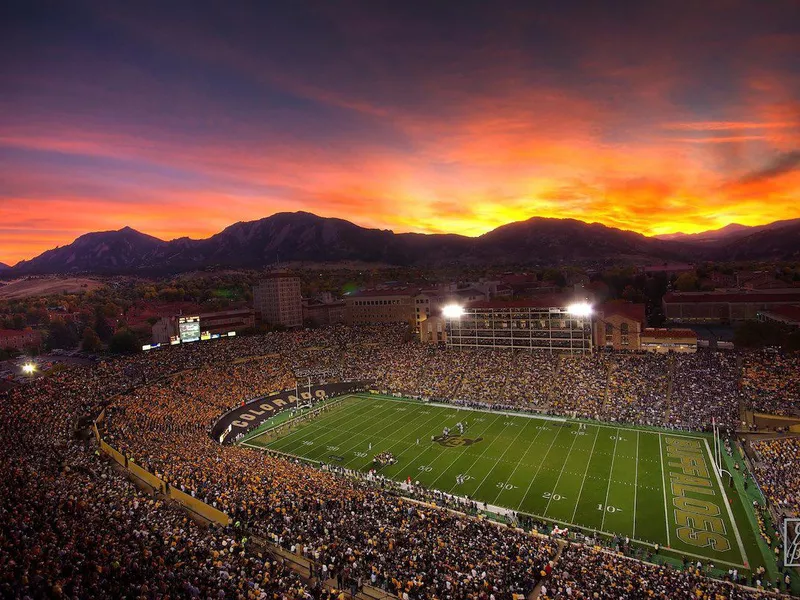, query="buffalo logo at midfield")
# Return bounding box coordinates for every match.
[433,435,483,448]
